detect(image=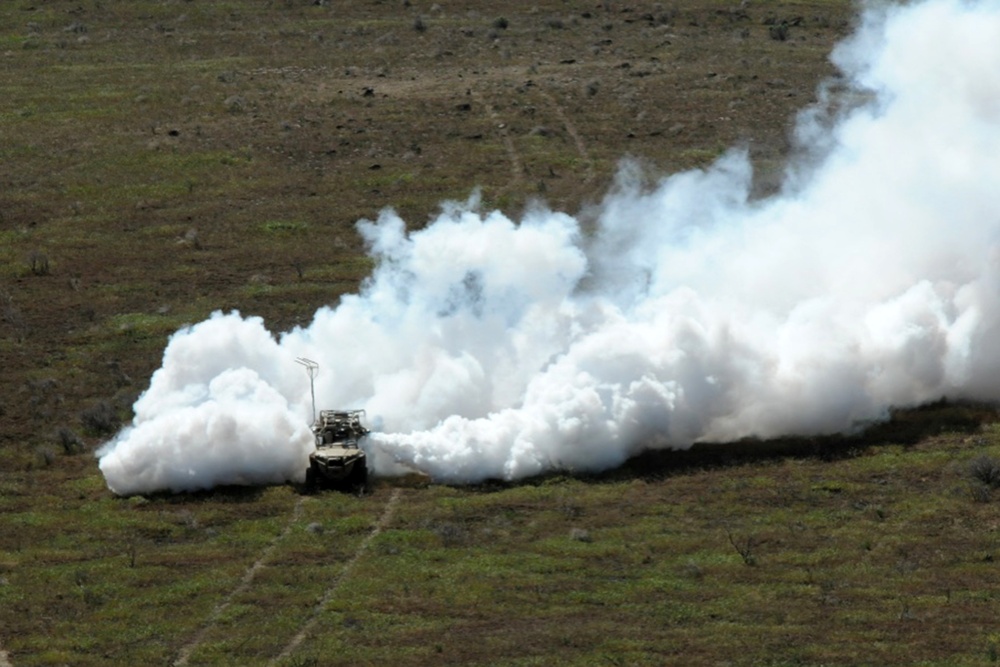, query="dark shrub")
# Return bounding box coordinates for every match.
[81,400,120,436]
[968,454,1000,487]
[57,427,85,454]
